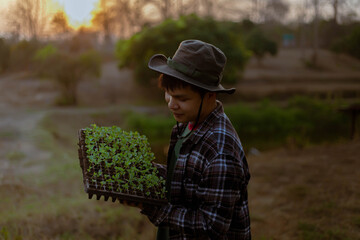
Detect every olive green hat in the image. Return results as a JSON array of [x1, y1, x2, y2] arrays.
[[148, 39, 235, 94]]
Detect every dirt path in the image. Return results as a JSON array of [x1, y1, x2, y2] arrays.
[[0, 108, 50, 182], [0, 72, 58, 108], [0, 63, 151, 183]]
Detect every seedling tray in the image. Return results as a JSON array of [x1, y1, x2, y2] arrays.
[[78, 128, 167, 206]]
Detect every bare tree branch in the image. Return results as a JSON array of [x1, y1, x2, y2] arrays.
[[6, 0, 48, 40]]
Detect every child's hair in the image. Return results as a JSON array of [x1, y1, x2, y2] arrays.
[[158, 74, 208, 96]]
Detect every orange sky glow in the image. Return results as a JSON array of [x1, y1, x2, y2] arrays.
[[0, 0, 100, 32], [0, 0, 359, 36], [48, 0, 99, 29]]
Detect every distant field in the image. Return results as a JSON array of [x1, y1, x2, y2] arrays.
[[232, 48, 360, 102], [249, 140, 360, 240]]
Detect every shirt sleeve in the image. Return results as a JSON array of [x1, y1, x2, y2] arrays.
[[142, 153, 243, 239]]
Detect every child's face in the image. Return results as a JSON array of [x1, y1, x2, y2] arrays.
[[165, 86, 202, 124]]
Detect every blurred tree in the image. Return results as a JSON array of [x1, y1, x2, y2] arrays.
[[311, 0, 320, 66], [331, 26, 360, 60], [92, 0, 117, 44], [245, 29, 277, 64], [34, 46, 102, 105], [152, 0, 172, 19], [51, 11, 71, 35], [331, 0, 339, 24], [115, 14, 250, 85], [6, 0, 47, 40], [241, 19, 256, 32], [88, 0, 252, 39], [0, 38, 10, 73], [67, 27, 97, 53], [9, 40, 39, 71], [201, 0, 215, 17], [264, 0, 289, 23], [33, 44, 58, 77], [319, 19, 345, 48], [113, 0, 148, 38], [327, 0, 360, 24], [293, 0, 312, 58]]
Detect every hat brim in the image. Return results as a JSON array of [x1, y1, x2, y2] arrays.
[[148, 54, 235, 94]]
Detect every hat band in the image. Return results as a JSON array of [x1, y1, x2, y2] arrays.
[[167, 57, 220, 86]]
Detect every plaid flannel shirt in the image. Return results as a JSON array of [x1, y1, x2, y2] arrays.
[[142, 101, 251, 240]]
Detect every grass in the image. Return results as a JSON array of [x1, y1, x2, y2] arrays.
[[0, 109, 157, 240], [5, 150, 26, 161], [286, 185, 309, 200], [306, 201, 337, 217], [298, 222, 351, 240], [122, 96, 356, 151], [226, 96, 352, 150], [1, 97, 359, 240]]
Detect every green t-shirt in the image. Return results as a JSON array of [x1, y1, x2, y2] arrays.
[[157, 125, 192, 240]]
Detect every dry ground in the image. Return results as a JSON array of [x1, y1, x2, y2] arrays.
[[233, 48, 360, 101], [248, 140, 360, 240]]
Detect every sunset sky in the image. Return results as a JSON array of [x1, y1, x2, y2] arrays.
[[0, 0, 358, 36], [50, 0, 99, 27], [0, 0, 99, 31]]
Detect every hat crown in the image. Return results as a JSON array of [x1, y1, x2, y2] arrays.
[[147, 39, 235, 94], [172, 40, 226, 84]]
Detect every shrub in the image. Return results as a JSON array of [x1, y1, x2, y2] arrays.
[[125, 112, 174, 142], [0, 38, 10, 73], [9, 40, 40, 71], [33, 44, 58, 77], [34, 46, 102, 105], [119, 97, 351, 151], [331, 26, 360, 60], [226, 97, 349, 150], [245, 29, 278, 63], [116, 14, 251, 85]]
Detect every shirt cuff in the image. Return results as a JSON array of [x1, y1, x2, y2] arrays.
[[141, 203, 172, 226]]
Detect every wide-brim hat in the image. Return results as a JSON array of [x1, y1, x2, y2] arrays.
[[148, 39, 235, 94]]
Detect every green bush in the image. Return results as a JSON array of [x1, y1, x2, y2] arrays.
[[10, 40, 39, 71], [33, 44, 58, 77], [125, 112, 174, 143], [0, 38, 10, 73], [34, 46, 102, 105], [226, 97, 349, 150], [116, 14, 251, 85], [122, 97, 351, 151], [331, 26, 360, 60], [245, 29, 277, 63]]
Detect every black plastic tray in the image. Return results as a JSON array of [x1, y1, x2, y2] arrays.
[[78, 129, 167, 206]]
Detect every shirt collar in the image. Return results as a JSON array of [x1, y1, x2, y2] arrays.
[[186, 100, 224, 145]]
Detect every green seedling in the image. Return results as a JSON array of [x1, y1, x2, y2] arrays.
[[84, 124, 166, 199]]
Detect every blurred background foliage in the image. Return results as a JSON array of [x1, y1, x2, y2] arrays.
[[245, 28, 278, 64], [331, 25, 360, 59], [1, 0, 360, 239], [0, 38, 10, 72], [34, 44, 102, 105], [124, 96, 352, 159], [115, 14, 252, 85]]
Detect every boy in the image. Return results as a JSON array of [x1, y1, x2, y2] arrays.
[[141, 39, 251, 240]]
